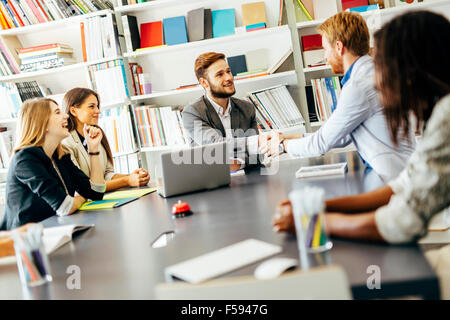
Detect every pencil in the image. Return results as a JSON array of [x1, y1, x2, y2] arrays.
[[312, 213, 322, 248], [20, 250, 38, 282]]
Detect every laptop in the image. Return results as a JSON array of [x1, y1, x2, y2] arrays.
[[157, 142, 231, 197]]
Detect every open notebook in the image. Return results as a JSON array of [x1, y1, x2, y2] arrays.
[[0, 224, 93, 266]]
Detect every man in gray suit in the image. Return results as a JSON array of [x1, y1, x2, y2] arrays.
[[182, 52, 269, 171]]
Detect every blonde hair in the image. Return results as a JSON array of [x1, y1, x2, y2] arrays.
[[15, 98, 68, 159], [317, 11, 369, 56]]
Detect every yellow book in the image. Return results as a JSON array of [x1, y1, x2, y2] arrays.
[[103, 187, 157, 200]]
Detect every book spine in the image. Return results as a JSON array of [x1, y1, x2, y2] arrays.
[[31, 0, 49, 21], [7, 0, 24, 26], [11, 0, 30, 25], [24, 0, 45, 23], [18, 0, 38, 24], [35, 0, 53, 21], [0, 1, 16, 28], [0, 10, 9, 29], [0, 40, 19, 73], [80, 21, 87, 62], [127, 62, 137, 95]]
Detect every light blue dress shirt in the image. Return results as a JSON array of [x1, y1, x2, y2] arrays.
[[285, 55, 416, 182]]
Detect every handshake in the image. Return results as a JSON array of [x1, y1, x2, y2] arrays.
[[257, 126, 302, 158]]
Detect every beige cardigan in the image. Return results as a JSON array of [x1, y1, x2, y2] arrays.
[[62, 130, 116, 181]]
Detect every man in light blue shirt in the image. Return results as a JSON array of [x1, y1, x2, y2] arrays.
[[263, 12, 415, 182]]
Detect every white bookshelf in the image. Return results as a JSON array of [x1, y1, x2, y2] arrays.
[[115, 0, 212, 13]]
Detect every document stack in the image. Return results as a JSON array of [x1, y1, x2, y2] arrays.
[[19, 43, 75, 72]]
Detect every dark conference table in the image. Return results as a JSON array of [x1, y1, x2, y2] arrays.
[[0, 151, 439, 299]]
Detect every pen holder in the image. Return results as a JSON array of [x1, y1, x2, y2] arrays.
[[289, 187, 332, 258], [298, 211, 332, 253], [12, 224, 52, 287]]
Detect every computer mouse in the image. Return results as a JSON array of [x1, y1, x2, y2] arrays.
[[254, 257, 298, 280]]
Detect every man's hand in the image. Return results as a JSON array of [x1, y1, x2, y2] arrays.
[[260, 131, 283, 158], [230, 159, 241, 172], [272, 199, 296, 233]]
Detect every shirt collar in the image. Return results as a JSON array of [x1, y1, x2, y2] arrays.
[[340, 57, 361, 86], [206, 94, 231, 117]]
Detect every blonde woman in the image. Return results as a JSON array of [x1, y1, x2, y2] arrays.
[[0, 98, 105, 230], [62, 88, 150, 191]]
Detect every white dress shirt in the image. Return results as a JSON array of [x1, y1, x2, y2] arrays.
[[285, 55, 415, 182]]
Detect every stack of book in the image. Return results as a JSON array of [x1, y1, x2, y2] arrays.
[[80, 14, 121, 62], [310, 76, 342, 122], [301, 34, 325, 68], [0, 127, 14, 169], [133, 106, 186, 149], [88, 59, 129, 106], [0, 36, 22, 75], [241, 1, 267, 32], [247, 85, 305, 130], [0, 0, 114, 30], [19, 43, 75, 72], [0, 80, 46, 119], [98, 105, 137, 155]]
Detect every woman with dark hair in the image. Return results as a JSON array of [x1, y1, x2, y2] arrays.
[[62, 88, 150, 191], [0, 98, 105, 230], [272, 10, 450, 244]]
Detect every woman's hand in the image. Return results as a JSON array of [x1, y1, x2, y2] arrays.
[[83, 124, 103, 153], [127, 169, 150, 187], [272, 199, 296, 233]]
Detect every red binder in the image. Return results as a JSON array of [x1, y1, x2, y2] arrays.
[[140, 21, 163, 49]]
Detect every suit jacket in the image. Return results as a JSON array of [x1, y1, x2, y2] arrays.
[[0, 146, 104, 230], [62, 130, 115, 181], [182, 95, 260, 167]]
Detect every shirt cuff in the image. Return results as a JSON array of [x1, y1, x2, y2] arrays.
[[90, 180, 106, 193], [56, 195, 74, 217], [247, 135, 259, 155], [387, 168, 409, 194]]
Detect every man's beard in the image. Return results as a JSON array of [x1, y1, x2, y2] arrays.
[[209, 81, 236, 99], [329, 54, 344, 75]]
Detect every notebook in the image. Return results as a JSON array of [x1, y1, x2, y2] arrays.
[[103, 187, 157, 200], [78, 197, 138, 211], [187, 7, 204, 42], [0, 224, 94, 266], [212, 9, 235, 38], [204, 8, 213, 39], [163, 16, 188, 46], [245, 48, 269, 72], [241, 1, 267, 26], [140, 21, 163, 49], [227, 55, 247, 76], [165, 239, 282, 284], [295, 163, 347, 178]]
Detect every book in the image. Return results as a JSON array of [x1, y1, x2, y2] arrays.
[[245, 22, 266, 32], [42, 224, 94, 254], [122, 15, 140, 52], [241, 1, 267, 27], [342, 0, 368, 10], [313, 0, 338, 20], [295, 0, 313, 21], [211, 8, 235, 38], [103, 187, 157, 200], [203, 8, 213, 39], [268, 48, 293, 74], [141, 21, 163, 50], [227, 55, 247, 76], [348, 4, 379, 11], [162, 16, 188, 46], [301, 34, 325, 68], [186, 7, 204, 42], [300, 0, 315, 19], [295, 163, 348, 178], [79, 197, 139, 211], [245, 48, 268, 72]]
